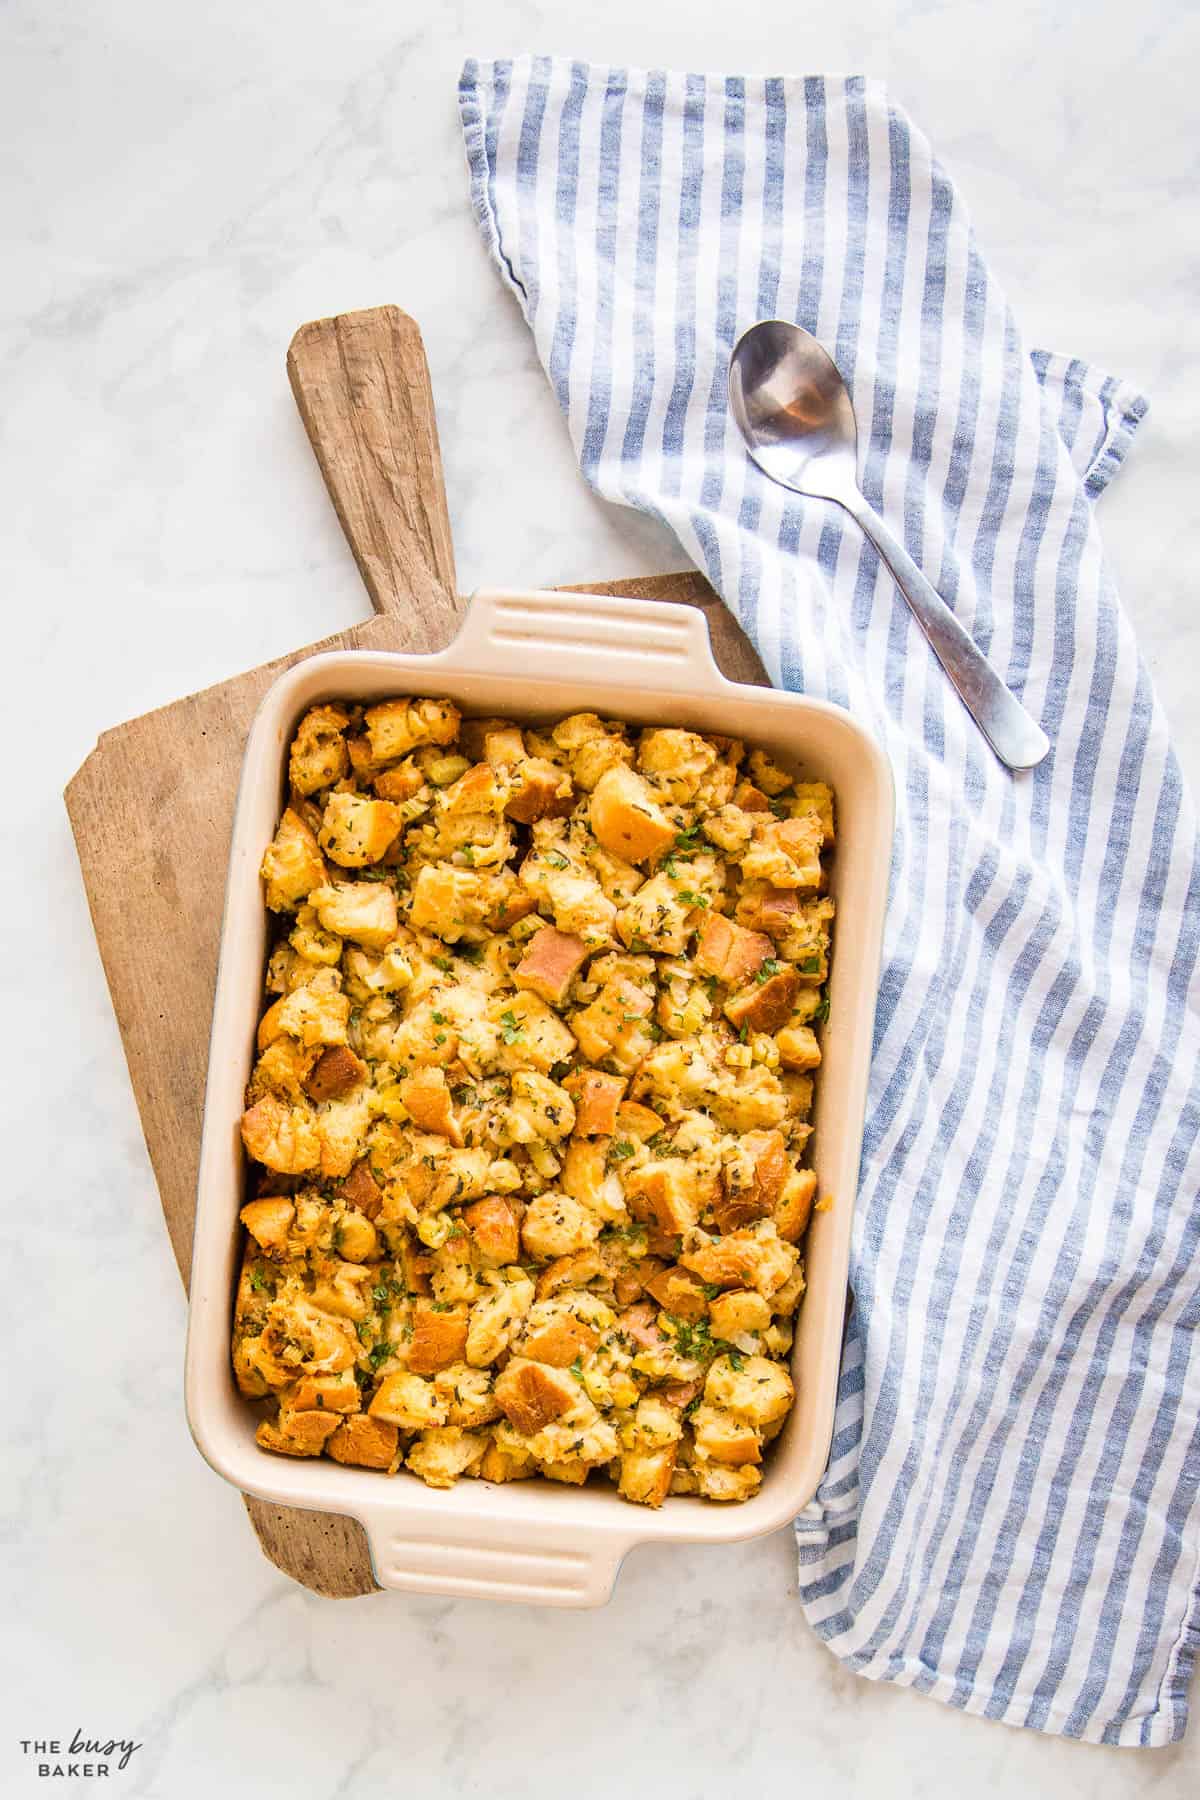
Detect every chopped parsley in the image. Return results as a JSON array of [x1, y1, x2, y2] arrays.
[[248, 1264, 270, 1294], [570, 1356, 584, 1380], [799, 954, 822, 974], [608, 1139, 635, 1165], [755, 957, 783, 984], [432, 956, 452, 973], [499, 1009, 524, 1045], [366, 1341, 394, 1370], [544, 850, 569, 870]]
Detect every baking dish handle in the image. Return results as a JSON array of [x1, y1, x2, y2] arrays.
[[450, 587, 729, 694], [356, 1507, 631, 1608]]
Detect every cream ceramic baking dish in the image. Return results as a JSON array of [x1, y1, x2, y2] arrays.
[[186, 587, 893, 1606]]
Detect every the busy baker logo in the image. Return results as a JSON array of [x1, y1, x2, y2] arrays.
[[19, 1731, 143, 1779]]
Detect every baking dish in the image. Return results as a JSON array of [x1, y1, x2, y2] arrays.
[[186, 587, 893, 1606]]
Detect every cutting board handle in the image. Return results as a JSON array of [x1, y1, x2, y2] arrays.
[[288, 306, 462, 642]]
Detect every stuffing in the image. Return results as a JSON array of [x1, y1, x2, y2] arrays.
[[260, 807, 327, 912], [308, 881, 398, 949], [238, 693, 836, 1507], [289, 704, 351, 795], [513, 925, 591, 1006], [318, 792, 404, 868], [589, 765, 677, 864], [363, 696, 460, 762]]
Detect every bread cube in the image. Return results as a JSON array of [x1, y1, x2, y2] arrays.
[[327, 1414, 400, 1470], [589, 766, 677, 864], [318, 792, 403, 867], [406, 1426, 487, 1489], [289, 704, 351, 795], [369, 1370, 448, 1430], [309, 881, 398, 950], [364, 696, 460, 761], [261, 807, 327, 911]]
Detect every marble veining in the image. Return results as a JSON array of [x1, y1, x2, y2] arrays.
[[3, 0, 1197, 1793]]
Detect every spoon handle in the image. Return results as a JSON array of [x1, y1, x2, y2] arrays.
[[844, 499, 1050, 772]]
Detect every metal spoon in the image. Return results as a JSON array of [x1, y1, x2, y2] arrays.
[[728, 319, 1050, 772]]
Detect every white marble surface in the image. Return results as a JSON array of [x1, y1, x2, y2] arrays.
[[3, 1, 1198, 1793]]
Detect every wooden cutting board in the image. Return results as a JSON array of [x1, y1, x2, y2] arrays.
[[64, 305, 768, 1599]]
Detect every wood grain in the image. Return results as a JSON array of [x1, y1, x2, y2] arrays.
[[64, 305, 759, 1601], [287, 305, 458, 627]]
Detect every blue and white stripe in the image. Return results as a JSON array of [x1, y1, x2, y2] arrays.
[[457, 60, 1200, 1746]]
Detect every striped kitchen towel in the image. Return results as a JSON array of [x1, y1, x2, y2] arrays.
[[456, 60, 1200, 1745]]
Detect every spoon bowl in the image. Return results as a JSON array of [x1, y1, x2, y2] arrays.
[[729, 319, 1050, 772]]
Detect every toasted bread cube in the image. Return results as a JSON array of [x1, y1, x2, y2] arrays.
[[257, 975, 349, 1052], [261, 807, 327, 912], [479, 1433, 537, 1483], [519, 1312, 599, 1367], [431, 1362, 502, 1428], [792, 781, 835, 843], [304, 1044, 366, 1102], [239, 1196, 295, 1256], [615, 872, 694, 955], [636, 728, 717, 802], [776, 1022, 822, 1071], [705, 1352, 794, 1427], [408, 864, 492, 941], [240, 1094, 321, 1174], [406, 1426, 487, 1489], [462, 1197, 521, 1266], [493, 1357, 579, 1434], [407, 1302, 470, 1375], [715, 1128, 788, 1231], [284, 1369, 361, 1413], [694, 912, 773, 985], [364, 696, 460, 762], [628, 1394, 685, 1451], [327, 1414, 400, 1470], [289, 704, 351, 795], [317, 792, 403, 867], [724, 966, 801, 1035], [256, 1409, 340, 1458], [589, 766, 677, 864], [624, 1162, 700, 1237], [741, 813, 823, 889], [734, 883, 800, 937], [572, 977, 655, 1072], [315, 1093, 369, 1180], [567, 1070, 627, 1136], [538, 1457, 592, 1486], [373, 757, 427, 803], [643, 1264, 710, 1322], [508, 1070, 576, 1143], [692, 1461, 762, 1501], [514, 926, 590, 1006], [534, 1249, 606, 1300], [707, 1288, 772, 1340], [491, 991, 577, 1074], [681, 1223, 799, 1298], [338, 1158, 383, 1219], [618, 1445, 678, 1508], [309, 881, 398, 950], [369, 1370, 447, 1430], [774, 1168, 817, 1243], [560, 1138, 609, 1212], [506, 757, 575, 824], [465, 1273, 535, 1365], [521, 1192, 600, 1260], [732, 781, 771, 813], [691, 1403, 762, 1466], [399, 1068, 462, 1143]]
